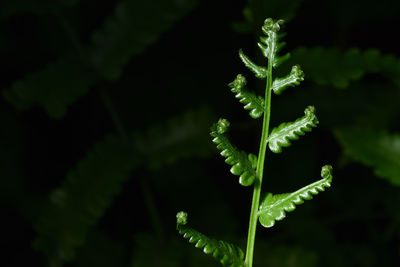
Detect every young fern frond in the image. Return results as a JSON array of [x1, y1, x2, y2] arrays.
[[176, 212, 245, 267], [210, 119, 257, 186], [268, 106, 319, 153], [238, 49, 267, 79], [258, 165, 333, 228], [228, 75, 265, 119], [178, 18, 333, 267]]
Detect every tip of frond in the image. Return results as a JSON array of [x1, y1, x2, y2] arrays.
[[321, 165, 333, 181], [176, 211, 188, 226], [216, 118, 230, 134], [262, 18, 284, 34]]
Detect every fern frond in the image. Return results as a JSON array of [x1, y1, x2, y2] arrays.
[[90, 0, 198, 80], [258, 165, 333, 228], [210, 119, 257, 186], [133, 107, 215, 170], [238, 49, 267, 79], [3, 56, 96, 118], [272, 65, 304, 95], [258, 19, 290, 68], [33, 135, 138, 262], [335, 127, 400, 186], [228, 75, 265, 119], [4, 0, 198, 118], [290, 47, 400, 88], [176, 212, 245, 267], [268, 106, 319, 153]]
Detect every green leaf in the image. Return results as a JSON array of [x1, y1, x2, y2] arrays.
[[133, 107, 215, 170], [289, 47, 400, 88], [258, 165, 333, 228], [268, 106, 319, 153], [176, 212, 245, 267], [33, 135, 139, 263], [3, 0, 199, 118], [228, 75, 265, 119], [210, 119, 257, 186], [272, 65, 304, 95], [3, 56, 97, 118], [90, 0, 198, 80], [238, 49, 267, 79], [258, 19, 290, 68], [335, 127, 400, 186]]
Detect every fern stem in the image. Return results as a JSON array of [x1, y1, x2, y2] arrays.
[[245, 57, 273, 267]]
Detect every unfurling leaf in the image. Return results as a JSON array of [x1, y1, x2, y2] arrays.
[[258, 18, 290, 68], [228, 75, 265, 119], [258, 165, 333, 228], [238, 49, 267, 79], [176, 212, 245, 267], [268, 106, 319, 153], [210, 119, 257, 186], [272, 65, 304, 95]]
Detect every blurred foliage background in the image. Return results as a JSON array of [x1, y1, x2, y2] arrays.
[[1, 0, 400, 266]]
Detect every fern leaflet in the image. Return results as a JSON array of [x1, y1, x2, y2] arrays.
[[238, 49, 267, 79], [228, 75, 265, 119], [272, 65, 304, 95], [176, 212, 245, 267], [258, 165, 333, 227], [268, 106, 319, 153], [210, 119, 257, 186]]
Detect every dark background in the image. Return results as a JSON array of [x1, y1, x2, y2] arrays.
[[1, 0, 400, 266]]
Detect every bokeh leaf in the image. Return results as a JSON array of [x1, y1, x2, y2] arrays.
[[335, 127, 400, 186], [289, 47, 400, 88], [33, 136, 138, 263]]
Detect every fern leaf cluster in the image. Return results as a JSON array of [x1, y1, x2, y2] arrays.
[[228, 74, 265, 119], [210, 119, 257, 186], [176, 212, 245, 267], [268, 106, 319, 153], [258, 165, 333, 227]]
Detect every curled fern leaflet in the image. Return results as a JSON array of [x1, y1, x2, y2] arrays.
[[176, 212, 245, 267], [268, 106, 319, 153], [258, 165, 333, 228], [210, 119, 257, 186], [228, 75, 265, 119], [238, 49, 267, 79], [272, 65, 304, 95]]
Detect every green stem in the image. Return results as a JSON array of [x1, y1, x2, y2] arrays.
[[244, 58, 273, 267]]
